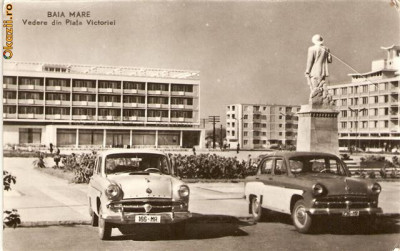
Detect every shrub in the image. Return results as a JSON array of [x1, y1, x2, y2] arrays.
[[368, 171, 376, 179], [3, 171, 16, 191]]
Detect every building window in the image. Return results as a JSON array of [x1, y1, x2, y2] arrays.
[[20, 77, 43, 86], [171, 111, 192, 118], [244, 123, 248, 128], [279, 132, 282, 136], [232, 122, 235, 127], [341, 122, 347, 128], [232, 106, 235, 111], [47, 78, 70, 87], [385, 120, 389, 128], [362, 97, 368, 104], [341, 110, 347, 117], [72, 79, 95, 88], [341, 87, 347, 95], [56, 129, 77, 146], [244, 132, 248, 136], [124, 81, 145, 90], [279, 124, 283, 128], [354, 98, 358, 105], [99, 81, 121, 89], [262, 123, 266, 128], [232, 131, 235, 136], [362, 85, 368, 92], [171, 84, 192, 92], [3, 76, 17, 85], [19, 128, 42, 144], [148, 83, 168, 91], [244, 140, 248, 145], [341, 99, 347, 106], [243, 115, 248, 119]]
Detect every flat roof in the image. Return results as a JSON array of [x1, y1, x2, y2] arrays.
[[4, 61, 200, 81]]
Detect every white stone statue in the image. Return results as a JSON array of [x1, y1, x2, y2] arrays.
[[305, 34, 334, 106]]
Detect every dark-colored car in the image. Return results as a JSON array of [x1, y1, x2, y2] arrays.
[[244, 151, 382, 233]]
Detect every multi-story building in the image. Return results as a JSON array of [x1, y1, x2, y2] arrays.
[[3, 62, 203, 148], [225, 104, 300, 149], [329, 45, 400, 152]]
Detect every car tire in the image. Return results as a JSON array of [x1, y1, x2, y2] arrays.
[[98, 205, 112, 240], [251, 196, 263, 222], [91, 210, 98, 227], [292, 199, 313, 234], [170, 221, 186, 238]]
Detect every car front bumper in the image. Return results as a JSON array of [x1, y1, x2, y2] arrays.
[[308, 207, 383, 215], [101, 210, 192, 224]]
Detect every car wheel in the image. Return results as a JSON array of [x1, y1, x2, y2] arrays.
[[251, 196, 263, 222], [292, 199, 313, 233], [98, 205, 112, 240], [170, 221, 186, 238]]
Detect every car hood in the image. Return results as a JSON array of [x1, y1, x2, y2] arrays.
[[107, 173, 172, 199], [295, 174, 371, 196]]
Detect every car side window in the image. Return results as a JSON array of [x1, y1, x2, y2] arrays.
[[260, 159, 273, 174], [274, 158, 287, 175]]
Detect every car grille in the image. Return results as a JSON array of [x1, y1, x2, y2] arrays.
[[313, 195, 376, 209], [109, 199, 184, 213]]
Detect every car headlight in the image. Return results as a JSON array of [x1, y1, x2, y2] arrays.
[[105, 184, 123, 200], [371, 183, 381, 194], [312, 183, 326, 196], [178, 185, 190, 198]]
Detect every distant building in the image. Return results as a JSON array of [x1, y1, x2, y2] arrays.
[[225, 104, 300, 149], [3, 62, 204, 148], [328, 45, 400, 152]]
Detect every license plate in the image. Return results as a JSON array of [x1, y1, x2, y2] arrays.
[[342, 211, 359, 217], [134, 215, 161, 223]]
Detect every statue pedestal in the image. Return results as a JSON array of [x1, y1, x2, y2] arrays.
[[296, 104, 339, 155]]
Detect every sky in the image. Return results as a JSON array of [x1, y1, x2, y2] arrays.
[[4, 0, 399, 124]]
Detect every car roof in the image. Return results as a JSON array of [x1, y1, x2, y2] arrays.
[[261, 151, 339, 159], [98, 148, 168, 157]]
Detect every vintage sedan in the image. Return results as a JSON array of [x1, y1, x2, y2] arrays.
[[88, 149, 191, 240], [245, 151, 382, 233]]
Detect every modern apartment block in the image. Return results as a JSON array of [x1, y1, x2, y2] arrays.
[[3, 62, 203, 148], [328, 45, 400, 151], [225, 104, 300, 149]]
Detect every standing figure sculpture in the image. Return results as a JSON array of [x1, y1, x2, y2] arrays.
[[305, 34, 334, 106]]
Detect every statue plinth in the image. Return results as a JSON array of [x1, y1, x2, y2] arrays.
[[296, 104, 339, 155]]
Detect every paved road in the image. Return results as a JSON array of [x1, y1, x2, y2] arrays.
[[4, 216, 400, 251]]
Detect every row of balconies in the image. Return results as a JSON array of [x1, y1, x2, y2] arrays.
[[3, 113, 195, 122], [3, 84, 194, 96], [3, 99, 196, 109], [341, 127, 398, 133]]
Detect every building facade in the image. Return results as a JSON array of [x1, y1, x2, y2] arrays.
[[328, 45, 400, 152], [3, 62, 203, 148], [225, 104, 300, 149]]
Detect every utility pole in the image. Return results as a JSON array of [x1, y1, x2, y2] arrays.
[[220, 124, 223, 148], [208, 116, 220, 149]]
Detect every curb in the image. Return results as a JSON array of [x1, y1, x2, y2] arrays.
[[20, 220, 91, 227]]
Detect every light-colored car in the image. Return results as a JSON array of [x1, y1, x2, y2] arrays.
[[88, 149, 191, 240], [245, 151, 382, 233]]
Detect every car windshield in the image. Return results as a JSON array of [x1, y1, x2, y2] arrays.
[[288, 156, 348, 176], [105, 153, 170, 175]]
